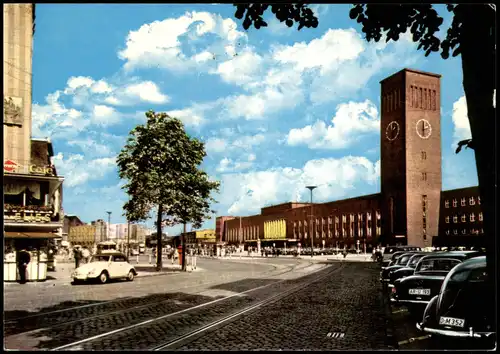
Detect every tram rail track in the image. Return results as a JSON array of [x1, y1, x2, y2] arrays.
[[52, 265, 344, 351], [5, 258, 306, 325], [5, 260, 317, 342]]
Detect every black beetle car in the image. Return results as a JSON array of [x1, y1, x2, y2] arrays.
[[417, 256, 495, 343], [381, 246, 422, 267], [390, 251, 483, 315]]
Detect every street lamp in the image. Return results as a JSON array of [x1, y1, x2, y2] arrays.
[[106, 211, 112, 241], [306, 186, 317, 258]]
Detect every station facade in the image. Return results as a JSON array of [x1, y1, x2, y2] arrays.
[[215, 68, 484, 250]]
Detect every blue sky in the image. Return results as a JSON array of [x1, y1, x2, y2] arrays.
[[32, 4, 480, 235]]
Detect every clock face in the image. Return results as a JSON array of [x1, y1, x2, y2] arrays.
[[416, 119, 432, 139], [386, 121, 400, 141]]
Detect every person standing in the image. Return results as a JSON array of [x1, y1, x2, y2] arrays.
[[82, 247, 90, 264], [17, 249, 31, 284], [74, 248, 82, 269]]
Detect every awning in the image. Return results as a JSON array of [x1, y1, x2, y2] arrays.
[[4, 231, 60, 239]]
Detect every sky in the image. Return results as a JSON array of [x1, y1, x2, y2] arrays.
[[31, 4, 481, 236]]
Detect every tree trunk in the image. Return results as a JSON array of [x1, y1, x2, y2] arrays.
[[459, 4, 496, 332], [156, 205, 163, 271], [182, 223, 187, 271]]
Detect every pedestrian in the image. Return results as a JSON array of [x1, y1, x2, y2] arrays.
[[261, 249, 264, 257], [74, 247, 82, 269], [17, 249, 31, 284], [82, 247, 90, 264]]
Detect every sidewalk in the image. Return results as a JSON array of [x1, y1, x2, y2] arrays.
[[207, 253, 374, 263], [5, 262, 201, 286]]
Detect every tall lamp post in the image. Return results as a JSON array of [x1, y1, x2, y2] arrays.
[[106, 211, 112, 242], [306, 186, 317, 258]]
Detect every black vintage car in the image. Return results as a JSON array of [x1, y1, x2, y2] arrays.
[[388, 253, 433, 286], [381, 246, 422, 267], [390, 251, 483, 316], [380, 252, 424, 283], [417, 256, 495, 345]]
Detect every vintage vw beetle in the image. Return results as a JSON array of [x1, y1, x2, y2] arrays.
[[390, 251, 482, 315], [417, 256, 495, 344], [381, 246, 422, 267], [380, 252, 423, 283]]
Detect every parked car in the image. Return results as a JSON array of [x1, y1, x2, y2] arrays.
[[388, 253, 434, 286], [130, 249, 139, 256], [381, 246, 422, 267], [417, 256, 495, 344], [391, 251, 483, 316], [382, 251, 407, 268], [380, 252, 425, 283], [71, 252, 137, 285]]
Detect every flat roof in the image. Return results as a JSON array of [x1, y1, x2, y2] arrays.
[[380, 68, 442, 84]]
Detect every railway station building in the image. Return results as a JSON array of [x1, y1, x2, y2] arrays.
[[215, 68, 485, 251]]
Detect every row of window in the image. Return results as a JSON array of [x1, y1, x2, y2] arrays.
[[294, 226, 382, 239], [445, 212, 483, 224], [226, 225, 260, 242], [444, 196, 481, 208], [445, 228, 484, 236]]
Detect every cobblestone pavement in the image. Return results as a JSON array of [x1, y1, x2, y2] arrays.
[[4, 258, 323, 350], [171, 262, 390, 351]]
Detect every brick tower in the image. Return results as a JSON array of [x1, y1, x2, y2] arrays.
[[380, 69, 442, 248]]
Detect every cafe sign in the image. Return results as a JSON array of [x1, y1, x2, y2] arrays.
[[4, 160, 54, 175], [4, 211, 52, 223]]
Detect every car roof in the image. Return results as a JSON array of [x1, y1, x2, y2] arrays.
[[449, 256, 486, 273], [95, 252, 126, 257], [419, 252, 478, 260]]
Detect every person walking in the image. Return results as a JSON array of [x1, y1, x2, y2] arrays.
[[17, 249, 31, 284]]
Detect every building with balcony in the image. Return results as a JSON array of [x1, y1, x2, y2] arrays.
[[3, 4, 67, 282]]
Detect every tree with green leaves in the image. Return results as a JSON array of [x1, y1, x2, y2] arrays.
[[117, 110, 220, 271], [234, 3, 496, 333]]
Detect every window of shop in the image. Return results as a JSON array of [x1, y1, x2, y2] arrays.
[[461, 214, 466, 223], [470, 213, 475, 222], [453, 215, 458, 223], [478, 196, 481, 205], [479, 212, 483, 221], [462, 229, 467, 235], [445, 216, 450, 223], [446, 230, 450, 235], [453, 199, 458, 207], [469, 197, 475, 206], [453, 229, 458, 235], [461, 197, 466, 206], [445, 200, 450, 208]]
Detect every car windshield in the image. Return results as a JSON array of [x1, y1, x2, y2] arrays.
[[91, 255, 110, 262], [397, 255, 411, 265], [416, 258, 460, 273], [408, 255, 424, 267]]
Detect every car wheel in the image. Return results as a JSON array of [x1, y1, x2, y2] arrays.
[[98, 271, 108, 284], [71, 280, 79, 285], [127, 270, 134, 281]]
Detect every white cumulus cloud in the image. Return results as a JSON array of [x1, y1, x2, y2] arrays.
[[287, 100, 379, 149], [52, 153, 116, 187], [218, 156, 380, 215]]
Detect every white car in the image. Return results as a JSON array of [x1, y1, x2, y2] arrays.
[[131, 249, 139, 256], [71, 252, 137, 284]]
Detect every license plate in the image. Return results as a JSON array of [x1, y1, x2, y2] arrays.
[[439, 316, 465, 328], [408, 288, 430, 295]]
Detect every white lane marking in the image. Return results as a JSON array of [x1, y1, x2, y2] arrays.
[[53, 265, 329, 351]]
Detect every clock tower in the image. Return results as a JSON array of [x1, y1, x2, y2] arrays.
[[380, 69, 442, 248]]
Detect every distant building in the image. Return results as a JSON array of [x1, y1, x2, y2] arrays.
[[63, 215, 85, 243], [216, 69, 484, 250], [90, 219, 107, 243], [180, 229, 217, 248], [68, 224, 96, 248]]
